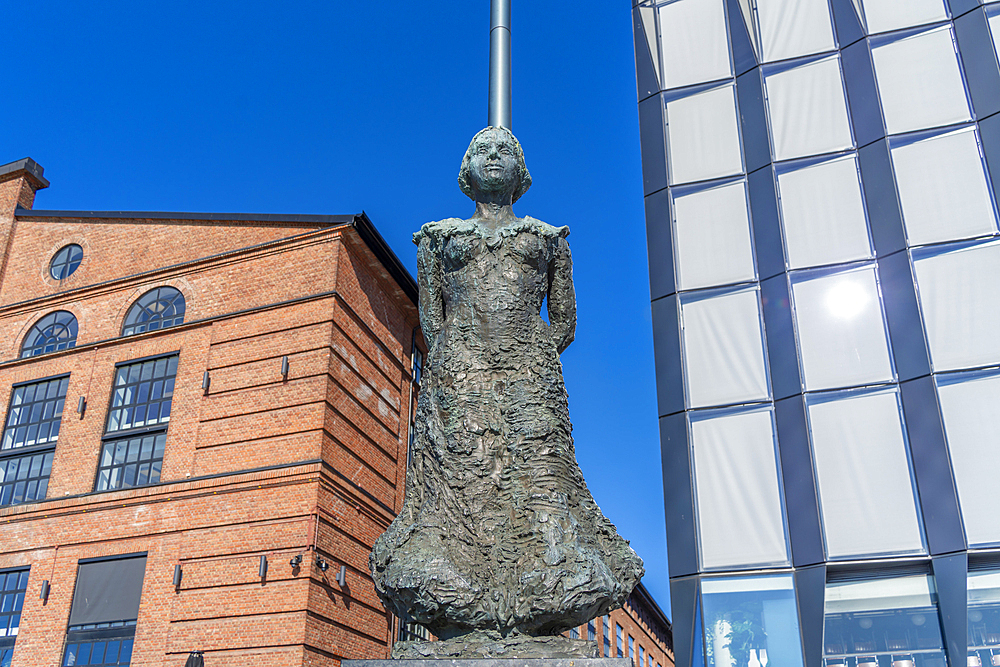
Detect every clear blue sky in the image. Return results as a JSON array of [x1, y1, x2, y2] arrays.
[[3, 2, 670, 618]]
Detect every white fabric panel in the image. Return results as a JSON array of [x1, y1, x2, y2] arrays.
[[808, 390, 925, 559], [871, 26, 972, 135], [912, 241, 1000, 371], [989, 13, 1000, 65], [736, 0, 760, 59], [639, 4, 662, 87], [667, 84, 744, 185], [660, 0, 732, 90], [859, 0, 949, 35], [826, 575, 936, 613], [791, 266, 894, 391], [891, 127, 997, 246], [765, 55, 854, 161], [673, 181, 757, 290], [756, 0, 837, 63], [702, 576, 794, 594], [681, 287, 770, 408], [778, 154, 872, 269], [937, 374, 1000, 547], [691, 408, 789, 570]]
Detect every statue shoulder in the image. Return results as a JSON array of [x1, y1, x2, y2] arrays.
[[413, 218, 472, 245], [521, 216, 570, 240]]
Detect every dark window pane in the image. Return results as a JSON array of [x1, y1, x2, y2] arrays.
[[121, 288, 185, 337], [20, 312, 78, 358]]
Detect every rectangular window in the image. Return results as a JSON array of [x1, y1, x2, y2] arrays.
[[63, 555, 146, 667], [97, 356, 177, 491], [807, 388, 925, 558], [604, 615, 611, 656], [690, 405, 789, 570], [681, 286, 770, 408], [702, 575, 804, 667], [0, 569, 29, 661], [0, 376, 68, 507], [588, 619, 596, 642], [570, 626, 579, 639], [617, 623, 624, 658], [639, 644, 645, 667], [824, 573, 946, 665], [412, 347, 423, 385], [629, 635, 635, 664], [968, 565, 1000, 658]]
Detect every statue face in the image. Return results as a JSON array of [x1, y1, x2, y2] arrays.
[[468, 129, 519, 197]]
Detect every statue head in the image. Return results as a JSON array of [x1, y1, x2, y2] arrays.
[[458, 126, 532, 204]]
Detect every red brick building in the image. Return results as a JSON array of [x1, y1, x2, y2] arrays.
[[0, 157, 422, 666], [565, 582, 674, 667]]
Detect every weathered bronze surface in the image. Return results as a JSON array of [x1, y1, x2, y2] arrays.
[[370, 127, 643, 655]]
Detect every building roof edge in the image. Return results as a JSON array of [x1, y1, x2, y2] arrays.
[[634, 580, 673, 633]]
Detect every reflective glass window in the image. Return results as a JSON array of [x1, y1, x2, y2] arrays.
[[121, 287, 186, 336], [756, 0, 837, 63], [764, 55, 853, 161], [0, 569, 28, 653], [659, 0, 732, 90], [50, 244, 83, 280], [690, 406, 789, 570], [777, 154, 872, 269], [890, 126, 997, 247], [672, 179, 756, 290], [0, 376, 68, 507], [912, 239, 1000, 372], [666, 84, 744, 185], [701, 575, 804, 667], [936, 371, 1000, 547], [680, 286, 770, 408], [857, 0, 949, 35], [824, 575, 946, 667], [790, 265, 894, 391], [807, 388, 925, 559], [871, 25, 972, 135], [97, 355, 177, 491], [968, 568, 1000, 659], [20, 311, 78, 358]]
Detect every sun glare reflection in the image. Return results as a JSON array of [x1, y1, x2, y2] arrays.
[[824, 278, 869, 319]]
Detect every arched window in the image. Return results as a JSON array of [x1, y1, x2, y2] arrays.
[[21, 311, 78, 358], [122, 287, 186, 336]]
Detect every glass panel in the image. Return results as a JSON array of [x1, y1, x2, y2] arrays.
[[778, 154, 872, 269], [968, 569, 1000, 657], [858, 0, 949, 35], [666, 84, 744, 185], [690, 406, 789, 570], [672, 180, 757, 290], [807, 388, 925, 559], [659, 0, 732, 90], [790, 265, 894, 391], [764, 55, 853, 161], [871, 25, 972, 135], [680, 287, 770, 409], [701, 575, 805, 667], [988, 11, 1000, 67], [912, 240, 1000, 372], [890, 127, 997, 247], [824, 575, 946, 667], [936, 372, 1000, 547], [756, 0, 837, 63]]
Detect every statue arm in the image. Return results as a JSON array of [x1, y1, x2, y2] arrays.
[[547, 235, 576, 354], [417, 233, 445, 350]]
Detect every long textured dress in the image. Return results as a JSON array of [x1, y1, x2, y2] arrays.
[[370, 215, 643, 638]]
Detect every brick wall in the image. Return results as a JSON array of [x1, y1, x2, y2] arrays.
[[0, 168, 419, 667]]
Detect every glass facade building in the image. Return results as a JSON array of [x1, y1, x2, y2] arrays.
[[631, 2, 1000, 667]]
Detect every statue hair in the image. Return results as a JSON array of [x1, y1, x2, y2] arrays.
[[457, 126, 532, 203]]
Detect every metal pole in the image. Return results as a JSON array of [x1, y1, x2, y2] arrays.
[[489, 0, 511, 129]]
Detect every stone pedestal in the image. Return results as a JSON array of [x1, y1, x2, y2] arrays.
[[344, 659, 635, 667]]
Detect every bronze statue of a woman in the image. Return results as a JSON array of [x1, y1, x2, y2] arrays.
[[370, 127, 643, 656]]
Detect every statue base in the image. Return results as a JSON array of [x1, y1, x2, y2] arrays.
[[391, 634, 598, 659], [344, 659, 633, 667]]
